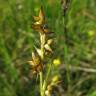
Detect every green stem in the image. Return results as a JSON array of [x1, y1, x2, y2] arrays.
[[42, 63, 52, 95], [40, 72, 43, 96], [64, 45, 71, 96], [62, 1, 71, 95]]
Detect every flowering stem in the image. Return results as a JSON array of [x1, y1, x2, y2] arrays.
[[40, 33, 45, 60], [39, 33, 46, 96]]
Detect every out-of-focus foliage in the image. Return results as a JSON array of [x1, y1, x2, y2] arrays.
[[0, 0, 96, 96]]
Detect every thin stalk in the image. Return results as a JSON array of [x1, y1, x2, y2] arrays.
[[40, 72, 43, 96], [64, 16, 71, 96], [39, 33, 46, 96], [62, 0, 71, 95], [43, 63, 52, 94]]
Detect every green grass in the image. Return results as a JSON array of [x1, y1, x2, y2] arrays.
[[0, 0, 96, 96]]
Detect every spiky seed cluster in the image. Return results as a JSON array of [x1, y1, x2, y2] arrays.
[[28, 52, 43, 74], [28, 6, 53, 74], [45, 76, 61, 96], [32, 6, 50, 34]]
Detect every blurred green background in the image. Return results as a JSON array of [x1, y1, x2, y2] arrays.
[[0, 0, 96, 96]]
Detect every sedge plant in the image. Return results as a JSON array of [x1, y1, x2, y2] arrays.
[[28, 6, 60, 96]]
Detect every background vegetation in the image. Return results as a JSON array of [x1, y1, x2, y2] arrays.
[[0, 0, 96, 96]]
